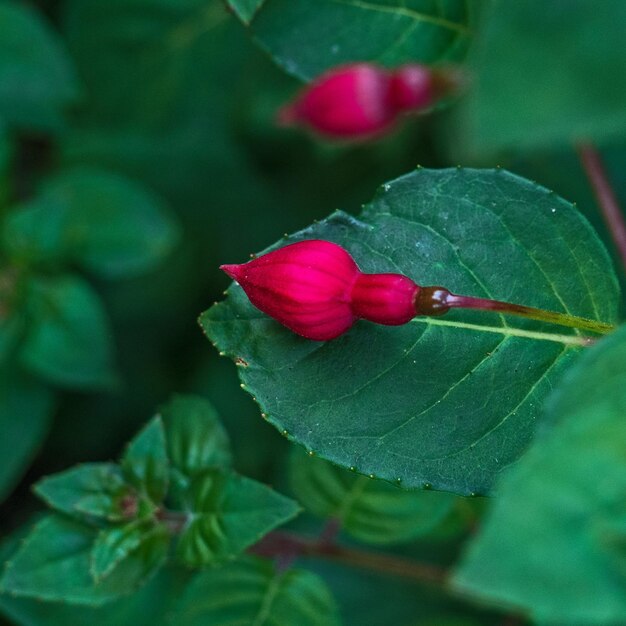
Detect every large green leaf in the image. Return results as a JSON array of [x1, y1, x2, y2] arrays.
[[290, 449, 456, 544], [0, 2, 80, 131], [458, 0, 626, 154], [3, 168, 180, 278], [0, 515, 166, 606], [453, 325, 626, 624], [176, 470, 300, 567], [201, 168, 619, 495], [170, 556, 340, 626], [0, 368, 55, 503], [227, 0, 476, 81], [20, 274, 116, 389]]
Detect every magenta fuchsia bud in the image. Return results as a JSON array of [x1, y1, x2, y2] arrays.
[[388, 65, 434, 112], [220, 240, 421, 341], [277, 64, 394, 139], [351, 273, 419, 325], [277, 63, 440, 140]]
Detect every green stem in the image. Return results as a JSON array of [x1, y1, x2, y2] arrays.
[[416, 287, 614, 336]]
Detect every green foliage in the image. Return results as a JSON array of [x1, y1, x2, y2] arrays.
[[0, 395, 300, 605], [458, 0, 626, 154], [176, 470, 300, 567], [0, 1, 80, 131], [227, 0, 476, 80], [4, 168, 180, 278], [34, 463, 133, 522], [290, 449, 457, 544], [161, 394, 233, 479], [171, 556, 341, 626], [0, 368, 55, 503], [0, 2, 625, 624], [0, 515, 167, 606], [121, 417, 169, 505], [0, 563, 189, 626], [20, 274, 116, 389], [454, 324, 626, 624], [201, 167, 619, 495]]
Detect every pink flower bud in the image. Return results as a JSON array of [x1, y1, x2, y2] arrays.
[[388, 65, 434, 112], [277, 64, 394, 139], [351, 273, 419, 325], [277, 63, 439, 140], [220, 240, 421, 341]]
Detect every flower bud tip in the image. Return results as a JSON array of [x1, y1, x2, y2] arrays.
[[220, 264, 242, 280]]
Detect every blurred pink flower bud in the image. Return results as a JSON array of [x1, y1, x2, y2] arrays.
[[277, 63, 440, 140], [388, 64, 434, 112], [220, 239, 420, 341]]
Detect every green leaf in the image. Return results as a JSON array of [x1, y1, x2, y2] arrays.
[[34, 464, 135, 522], [161, 394, 232, 478], [201, 167, 620, 495], [0, 367, 55, 503], [0, 564, 190, 626], [227, 0, 476, 80], [0, 2, 80, 131], [176, 470, 300, 567], [4, 167, 180, 278], [20, 274, 117, 389], [453, 325, 626, 624], [121, 417, 169, 505], [170, 556, 340, 626], [458, 0, 626, 154], [91, 523, 169, 583], [290, 449, 457, 545], [0, 515, 166, 605]]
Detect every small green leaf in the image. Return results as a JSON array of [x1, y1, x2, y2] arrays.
[[453, 325, 626, 624], [290, 449, 457, 545], [20, 274, 117, 389], [176, 470, 300, 567], [34, 464, 135, 522], [91, 523, 169, 583], [3, 167, 180, 278], [0, 515, 165, 605], [458, 0, 626, 153], [0, 2, 80, 131], [170, 556, 340, 626], [0, 367, 55, 503], [201, 168, 620, 495], [161, 394, 232, 479], [227, 0, 476, 80], [122, 417, 169, 505]]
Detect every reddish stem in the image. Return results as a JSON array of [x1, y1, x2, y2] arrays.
[[250, 529, 447, 587], [416, 286, 613, 337], [446, 293, 612, 335], [577, 143, 626, 275]]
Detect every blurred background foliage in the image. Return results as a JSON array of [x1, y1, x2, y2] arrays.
[[0, 1, 625, 624]]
